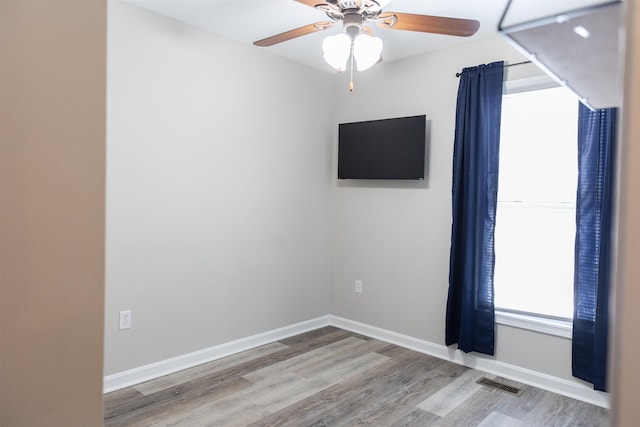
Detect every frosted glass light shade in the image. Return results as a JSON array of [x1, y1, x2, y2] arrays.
[[322, 34, 351, 72], [353, 34, 383, 71]]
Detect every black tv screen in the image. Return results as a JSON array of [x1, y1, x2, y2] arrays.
[[338, 115, 426, 180]]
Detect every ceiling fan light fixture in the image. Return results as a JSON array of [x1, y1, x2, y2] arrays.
[[353, 33, 383, 71], [255, 1, 481, 75], [322, 33, 351, 72]]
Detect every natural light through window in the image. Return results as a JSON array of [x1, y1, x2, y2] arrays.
[[494, 86, 579, 320]]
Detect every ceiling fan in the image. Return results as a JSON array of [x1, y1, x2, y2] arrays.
[[253, 0, 480, 88]]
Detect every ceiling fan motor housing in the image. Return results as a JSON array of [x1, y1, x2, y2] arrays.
[[343, 12, 364, 37], [328, 0, 386, 14], [329, 0, 360, 9]]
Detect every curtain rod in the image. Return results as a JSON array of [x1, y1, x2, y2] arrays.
[[455, 60, 532, 77]]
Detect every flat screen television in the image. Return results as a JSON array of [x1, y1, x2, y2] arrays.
[[338, 115, 426, 180]]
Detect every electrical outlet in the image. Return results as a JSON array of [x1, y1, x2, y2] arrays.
[[119, 310, 132, 330], [355, 280, 363, 294]]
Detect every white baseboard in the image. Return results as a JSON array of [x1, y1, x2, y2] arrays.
[[104, 314, 609, 409], [329, 315, 610, 409], [103, 315, 331, 393]]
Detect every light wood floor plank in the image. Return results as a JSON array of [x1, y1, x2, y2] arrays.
[[429, 386, 512, 427], [199, 357, 381, 425], [243, 336, 367, 383], [390, 409, 442, 427], [135, 342, 289, 396], [104, 327, 609, 427], [104, 375, 253, 427], [253, 347, 468, 426], [148, 349, 389, 426], [416, 368, 484, 417], [477, 411, 525, 427]]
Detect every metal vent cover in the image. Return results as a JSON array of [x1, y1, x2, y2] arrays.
[[476, 377, 523, 396]]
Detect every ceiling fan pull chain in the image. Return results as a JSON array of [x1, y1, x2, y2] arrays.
[[349, 42, 355, 92]]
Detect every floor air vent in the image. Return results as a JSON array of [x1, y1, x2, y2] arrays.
[[476, 377, 522, 396]]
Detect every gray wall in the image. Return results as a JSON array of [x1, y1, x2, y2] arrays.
[[107, 0, 587, 390], [105, 0, 334, 375]]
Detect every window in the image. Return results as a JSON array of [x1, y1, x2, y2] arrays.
[[494, 82, 579, 322]]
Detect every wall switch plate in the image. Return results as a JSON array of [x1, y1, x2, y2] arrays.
[[119, 310, 132, 330], [355, 280, 363, 294]]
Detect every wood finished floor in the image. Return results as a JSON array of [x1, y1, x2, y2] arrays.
[[104, 327, 608, 426]]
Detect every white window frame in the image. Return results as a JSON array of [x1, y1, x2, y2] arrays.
[[496, 311, 572, 339], [495, 74, 574, 339]]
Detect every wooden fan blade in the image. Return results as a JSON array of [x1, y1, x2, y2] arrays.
[[253, 22, 335, 47], [361, 26, 374, 36], [377, 12, 480, 37]]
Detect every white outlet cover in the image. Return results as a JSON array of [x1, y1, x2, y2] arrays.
[[119, 310, 132, 330], [355, 280, 363, 294]]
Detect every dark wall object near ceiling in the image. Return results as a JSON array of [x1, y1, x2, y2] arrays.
[[499, 0, 623, 110]]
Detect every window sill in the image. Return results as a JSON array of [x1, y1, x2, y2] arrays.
[[496, 310, 573, 339]]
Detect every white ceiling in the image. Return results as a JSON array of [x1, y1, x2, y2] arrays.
[[123, 0, 611, 72]]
